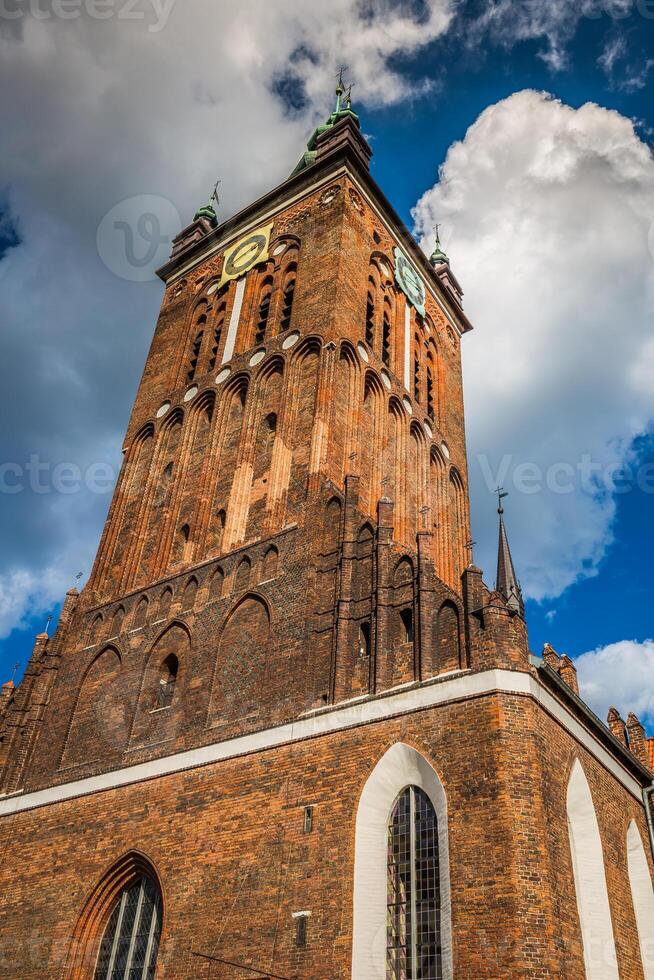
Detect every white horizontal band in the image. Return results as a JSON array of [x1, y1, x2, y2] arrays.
[[0, 668, 643, 817]]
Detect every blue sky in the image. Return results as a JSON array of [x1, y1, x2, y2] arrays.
[[0, 0, 653, 723]]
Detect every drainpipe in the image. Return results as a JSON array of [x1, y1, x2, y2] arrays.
[[643, 783, 654, 864]]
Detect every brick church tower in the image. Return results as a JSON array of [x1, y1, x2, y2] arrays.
[[2, 85, 654, 980]]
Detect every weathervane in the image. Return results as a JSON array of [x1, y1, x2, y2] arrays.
[[335, 66, 349, 111], [346, 82, 355, 109], [44, 614, 53, 636], [75, 571, 83, 587], [211, 179, 221, 211], [10, 662, 20, 684], [495, 486, 509, 514]]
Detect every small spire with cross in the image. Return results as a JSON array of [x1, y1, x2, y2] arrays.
[[494, 487, 524, 616], [430, 223, 450, 268]]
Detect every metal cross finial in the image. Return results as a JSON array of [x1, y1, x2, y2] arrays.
[[465, 539, 476, 559], [495, 486, 509, 515], [346, 82, 355, 109], [45, 614, 53, 635], [75, 571, 83, 585], [211, 179, 221, 210], [335, 66, 349, 112], [434, 223, 442, 243], [10, 662, 20, 684]]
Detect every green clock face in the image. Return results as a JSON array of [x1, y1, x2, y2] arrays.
[[394, 247, 426, 318]]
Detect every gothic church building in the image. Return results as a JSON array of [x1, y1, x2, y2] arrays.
[[1, 89, 654, 980]]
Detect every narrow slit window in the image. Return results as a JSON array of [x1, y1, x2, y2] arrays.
[[295, 914, 308, 948], [358, 622, 371, 658], [303, 806, 314, 834], [400, 607, 414, 644], [155, 654, 178, 709]]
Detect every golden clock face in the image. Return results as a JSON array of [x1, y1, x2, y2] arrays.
[[219, 222, 274, 288], [394, 247, 426, 318]]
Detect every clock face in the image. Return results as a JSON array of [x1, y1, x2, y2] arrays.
[[219, 222, 274, 288], [394, 247, 426, 318]]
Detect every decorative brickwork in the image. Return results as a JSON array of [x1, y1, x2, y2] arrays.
[[0, 111, 653, 980]]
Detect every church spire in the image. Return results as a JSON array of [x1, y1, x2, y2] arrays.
[[290, 70, 363, 177], [495, 490, 524, 617], [430, 225, 449, 268]]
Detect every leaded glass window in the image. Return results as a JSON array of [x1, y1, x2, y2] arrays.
[[94, 876, 162, 980], [387, 786, 441, 979]]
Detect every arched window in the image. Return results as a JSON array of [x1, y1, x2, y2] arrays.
[[366, 279, 376, 348], [382, 305, 391, 367], [187, 325, 205, 383], [155, 654, 178, 709], [255, 276, 273, 345], [279, 264, 296, 333], [358, 622, 371, 658], [94, 875, 162, 979], [426, 359, 435, 421], [352, 743, 451, 978], [399, 607, 414, 644], [388, 786, 441, 979], [414, 333, 421, 404]]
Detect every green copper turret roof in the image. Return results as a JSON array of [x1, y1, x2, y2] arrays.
[[430, 229, 450, 267], [291, 80, 361, 177], [194, 201, 218, 226]]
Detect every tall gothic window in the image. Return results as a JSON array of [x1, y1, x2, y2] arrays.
[[382, 307, 391, 367], [279, 264, 297, 332], [387, 786, 441, 979], [94, 875, 162, 979], [255, 277, 273, 344], [366, 280, 376, 348]]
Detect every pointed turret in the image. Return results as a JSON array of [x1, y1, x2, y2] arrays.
[[430, 227, 450, 268], [291, 72, 365, 177], [495, 492, 524, 617]]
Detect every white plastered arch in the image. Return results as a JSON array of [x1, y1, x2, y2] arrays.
[[351, 742, 452, 979]]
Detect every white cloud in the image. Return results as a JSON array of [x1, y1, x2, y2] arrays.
[[575, 639, 654, 726], [413, 90, 654, 600]]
